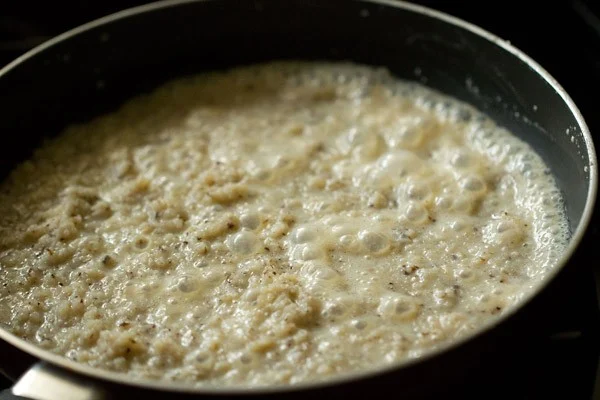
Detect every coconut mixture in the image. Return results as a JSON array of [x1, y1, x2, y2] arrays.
[[0, 62, 568, 386]]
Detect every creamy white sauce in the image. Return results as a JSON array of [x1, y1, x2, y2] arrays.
[[0, 62, 568, 386]]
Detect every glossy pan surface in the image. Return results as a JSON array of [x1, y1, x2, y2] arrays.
[[0, 0, 596, 398]]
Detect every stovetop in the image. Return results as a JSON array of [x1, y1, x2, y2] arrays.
[[0, 1, 599, 399]]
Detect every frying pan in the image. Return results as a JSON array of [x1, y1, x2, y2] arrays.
[[0, 0, 596, 399]]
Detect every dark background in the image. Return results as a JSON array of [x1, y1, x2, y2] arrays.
[[0, 0, 599, 399]]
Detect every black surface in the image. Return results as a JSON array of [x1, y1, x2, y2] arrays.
[[0, 0, 598, 399]]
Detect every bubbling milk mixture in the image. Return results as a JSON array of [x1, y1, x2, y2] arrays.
[[0, 62, 568, 386]]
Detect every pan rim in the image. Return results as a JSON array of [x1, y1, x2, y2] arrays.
[[0, 0, 597, 395]]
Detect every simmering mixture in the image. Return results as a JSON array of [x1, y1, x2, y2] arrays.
[[0, 62, 568, 386]]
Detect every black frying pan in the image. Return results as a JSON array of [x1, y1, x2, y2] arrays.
[[0, 0, 596, 399]]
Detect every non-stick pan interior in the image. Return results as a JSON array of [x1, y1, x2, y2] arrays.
[[0, 0, 595, 397], [0, 0, 592, 233]]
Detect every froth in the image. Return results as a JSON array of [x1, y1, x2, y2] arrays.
[[0, 60, 572, 386], [224, 61, 569, 275]]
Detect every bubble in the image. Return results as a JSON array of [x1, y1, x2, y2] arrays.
[[496, 221, 514, 233], [301, 244, 324, 260], [186, 350, 214, 368], [404, 202, 428, 223], [294, 225, 317, 243], [450, 220, 466, 231], [451, 196, 474, 213], [506, 145, 523, 156], [323, 295, 356, 318], [228, 230, 257, 254], [455, 269, 472, 279], [199, 267, 227, 285], [328, 304, 345, 316], [243, 288, 259, 302], [331, 223, 353, 237], [315, 267, 338, 280], [406, 181, 431, 201], [484, 219, 525, 247], [460, 175, 486, 193], [397, 127, 423, 148], [368, 150, 423, 187], [352, 133, 385, 161], [240, 353, 253, 364], [351, 319, 367, 330], [257, 205, 273, 214], [451, 151, 471, 168], [318, 341, 332, 352], [377, 294, 418, 321], [386, 116, 435, 149], [292, 243, 325, 261], [240, 213, 260, 230], [435, 195, 453, 210], [338, 234, 358, 253], [339, 234, 353, 246], [520, 162, 533, 174], [299, 263, 341, 296], [254, 169, 271, 181], [176, 276, 197, 293], [358, 230, 389, 253]]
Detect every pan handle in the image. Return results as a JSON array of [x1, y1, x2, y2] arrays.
[[0, 390, 28, 400], [0, 363, 105, 400]]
